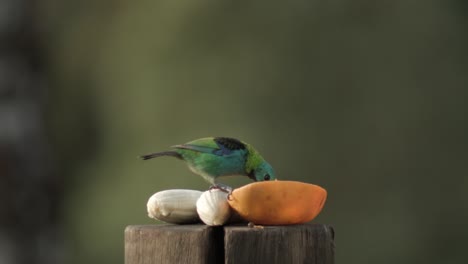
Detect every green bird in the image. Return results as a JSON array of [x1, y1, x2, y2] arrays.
[[140, 137, 276, 188]]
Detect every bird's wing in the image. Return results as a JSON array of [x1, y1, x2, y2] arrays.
[[172, 137, 246, 156], [172, 137, 219, 154], [213, 137, 246, 150]]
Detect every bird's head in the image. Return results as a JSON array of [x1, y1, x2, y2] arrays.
[[251, 161, 276, 182]]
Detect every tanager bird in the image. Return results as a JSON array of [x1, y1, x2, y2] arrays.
[[141, 137, 276, 188]]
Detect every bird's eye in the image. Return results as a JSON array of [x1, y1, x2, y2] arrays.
[[264, 174, 270, 181]]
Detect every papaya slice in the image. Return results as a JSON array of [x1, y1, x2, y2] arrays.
[[228, 181, 327, 225]]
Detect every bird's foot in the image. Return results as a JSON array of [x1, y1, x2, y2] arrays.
[[209, 183, 233, 194]]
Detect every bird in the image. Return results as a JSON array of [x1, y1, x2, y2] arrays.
[[140, 137, 276, 189]]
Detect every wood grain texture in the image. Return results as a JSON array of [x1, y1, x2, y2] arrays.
[[224, 224, 334, 264], [125, 224, 334, 264], [125, 225, 223, 264]]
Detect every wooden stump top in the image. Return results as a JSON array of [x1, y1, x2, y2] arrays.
[[125, 224, 334, 264], [224, 224, 334, 264]]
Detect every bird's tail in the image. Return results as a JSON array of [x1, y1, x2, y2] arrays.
[[140, 151, 182, 160]]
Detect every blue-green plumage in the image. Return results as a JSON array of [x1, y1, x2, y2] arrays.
[[141, 137, 276, 185]]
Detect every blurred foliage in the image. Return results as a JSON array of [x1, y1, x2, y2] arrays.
[[36, 0, 468, 263]]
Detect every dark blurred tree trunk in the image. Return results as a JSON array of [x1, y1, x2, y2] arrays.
[[0, 0, 62, 263]]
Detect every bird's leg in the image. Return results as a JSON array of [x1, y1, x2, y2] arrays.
[[209, 183, 233, 193]]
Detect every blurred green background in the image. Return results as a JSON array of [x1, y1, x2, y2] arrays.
[[3, 0, 467, 263]]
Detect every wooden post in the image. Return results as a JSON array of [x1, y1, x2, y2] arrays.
[[224, 224, 334, 264], [125, 224, 334, 264], [125, 225, 223, 264]]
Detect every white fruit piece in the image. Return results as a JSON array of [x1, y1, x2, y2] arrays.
[[147, 189, 203, 224], [196, 189, 231, 226]]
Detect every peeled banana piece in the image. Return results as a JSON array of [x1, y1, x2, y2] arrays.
[[147, 189, 203, 224], [196, 189, 232, 226]]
